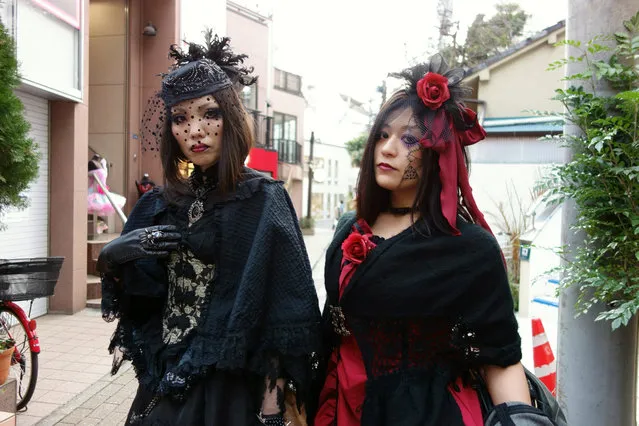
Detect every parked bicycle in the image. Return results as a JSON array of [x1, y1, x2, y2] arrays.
[[0, 257, 64, 410]]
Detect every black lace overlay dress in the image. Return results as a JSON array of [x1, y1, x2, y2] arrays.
[[101, 167, 321, 426]]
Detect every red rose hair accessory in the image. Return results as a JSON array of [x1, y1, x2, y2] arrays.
[[419, 105, 492, 237], [390, 54, 495, 238], [417, 73, 451, 110]]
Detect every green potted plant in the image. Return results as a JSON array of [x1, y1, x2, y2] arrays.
[[0, 21, 40, 229], [299, 216, 315, 236], [0, 338, 15, 385]]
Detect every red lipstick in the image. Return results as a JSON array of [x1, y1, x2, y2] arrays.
[[191, 144, 209, 153], [377, 162, 396, 171]]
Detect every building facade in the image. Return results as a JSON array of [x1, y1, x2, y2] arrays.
[[226, 1, 305, 216], [462, 21, 566, 229], [302, 89, 371, 221], [462, 20, 567, 283], [1, 0, 90, 316]]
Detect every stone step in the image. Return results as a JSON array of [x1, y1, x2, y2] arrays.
[[87, 274, 101, 300], [86, 298, 101, 309], [87, 233, 119, 276]]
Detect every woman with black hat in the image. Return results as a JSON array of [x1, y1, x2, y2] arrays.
[[97, 33, 320, 426]]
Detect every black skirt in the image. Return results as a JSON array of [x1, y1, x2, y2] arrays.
[[126, 369, 264, 426]]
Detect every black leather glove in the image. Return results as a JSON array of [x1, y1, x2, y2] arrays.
[[96, 225, 182, 275]]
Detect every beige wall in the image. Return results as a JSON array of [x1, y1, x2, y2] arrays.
[[88, 0, 127, 199], [272, 89, 306, 217], [226, 7, 270, 113], [139, 0, 180, 187], [475, 31, 565, 117], [126, 0, 143, 208], [49, 0, 91, 314]]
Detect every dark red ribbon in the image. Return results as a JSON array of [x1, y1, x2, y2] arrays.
[[419, 107, 493, 237]]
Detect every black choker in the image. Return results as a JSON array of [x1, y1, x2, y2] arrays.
[[387, 206, 416, 215]]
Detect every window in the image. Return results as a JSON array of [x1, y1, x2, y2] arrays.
[[273, 112, 301, 164], [0, 0, 16, 36], [16, 0, 83, 98], [32, 0, 82, 28], [274, 68, 302, 95], [241, 83, 257, 111], [273, 112, 297, 141]]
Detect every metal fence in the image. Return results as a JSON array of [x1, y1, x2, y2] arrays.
[[275, 139, 302, 164]]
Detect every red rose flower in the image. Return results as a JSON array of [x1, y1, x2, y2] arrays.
[[341, 232, 373, 265], [417, 72, 451, 110], [459, 107, 487, 146]]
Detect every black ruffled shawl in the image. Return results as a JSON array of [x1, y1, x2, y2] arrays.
[[318, 212, 521, 425], [102, 167, 321, 408]]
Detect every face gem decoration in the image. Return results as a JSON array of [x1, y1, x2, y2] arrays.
[[402, 162, 419, 181]]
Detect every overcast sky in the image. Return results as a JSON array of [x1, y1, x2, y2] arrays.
[[238, 0, 567, 101]]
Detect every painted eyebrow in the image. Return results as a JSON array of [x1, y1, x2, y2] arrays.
[[380, 123, 420, 131], [197, 102, 220, 110]]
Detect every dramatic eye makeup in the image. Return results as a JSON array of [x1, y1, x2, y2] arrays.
[[401, 133, 420, 147], [171, 114, 186, 125], [204, 108, 222, 120]]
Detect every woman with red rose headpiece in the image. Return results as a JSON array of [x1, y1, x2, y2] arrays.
[[313, 55, 544, 426]]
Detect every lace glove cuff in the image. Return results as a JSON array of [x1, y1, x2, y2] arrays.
[[257, 413, 290, 426]]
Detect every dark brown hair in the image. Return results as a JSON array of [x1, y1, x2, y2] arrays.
[[161, 86, 253, 195], [356, 90, 471, 235]]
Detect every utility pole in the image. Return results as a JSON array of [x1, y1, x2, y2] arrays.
[[558, 1, 638, 424], [306, 131, 315, 220]]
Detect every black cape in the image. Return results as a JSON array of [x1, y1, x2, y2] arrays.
[[318, 212, 521, 425], [102, 168, 321, 421]]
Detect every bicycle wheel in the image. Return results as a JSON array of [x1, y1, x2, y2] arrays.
[[0, 307, 38, 410]]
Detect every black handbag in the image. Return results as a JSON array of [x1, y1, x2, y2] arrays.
[[472, 367, 568, 426]]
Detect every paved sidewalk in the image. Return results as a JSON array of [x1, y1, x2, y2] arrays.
[[26, 229, 333, 426], [17, 310, 118, 425]]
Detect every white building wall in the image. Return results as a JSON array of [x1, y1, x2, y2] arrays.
[[14, 0, 83, 100], [180, 0, 227, 44], [303, 88, 370, 220]]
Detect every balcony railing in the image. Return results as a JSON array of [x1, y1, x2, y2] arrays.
[[248, 110, 274, 149], [275, 139, 302, 164], [247, 110, 302, 165]]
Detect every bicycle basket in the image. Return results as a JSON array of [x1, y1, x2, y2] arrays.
[[0, 257, 65, 301]]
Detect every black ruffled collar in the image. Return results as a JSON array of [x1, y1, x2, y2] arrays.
[[154, 167, 276, 217], [189, 164, 219, 188]]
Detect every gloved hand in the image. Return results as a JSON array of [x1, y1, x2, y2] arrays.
[[96, 225, 182, 275]]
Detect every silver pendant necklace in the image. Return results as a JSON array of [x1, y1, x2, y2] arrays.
[[187, 175, 215, 226]]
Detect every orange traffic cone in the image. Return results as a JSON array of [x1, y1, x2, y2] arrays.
[[532, 317, 556, 396]]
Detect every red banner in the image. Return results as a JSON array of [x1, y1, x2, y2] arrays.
[[246, 147, 278, 179]]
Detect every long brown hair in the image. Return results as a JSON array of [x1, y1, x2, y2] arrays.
[[356, 90, 471, 235], [161, 86, 253, 195]]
